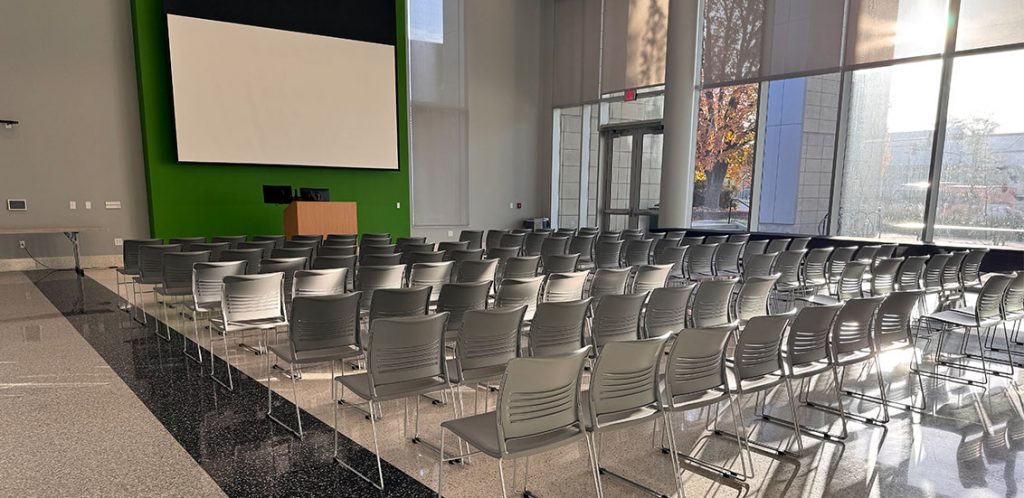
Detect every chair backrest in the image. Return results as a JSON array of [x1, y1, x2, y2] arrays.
[[407, 251, 446, 267], [874, 244, 898, 263], [486, 229, 509, 250], [192, 261, 247, 307], [495, 276, 544, 315], [663, 231, 685, 240], [459, 230, 484, 250], [361, 233, 392, 245], [496, 347, 590, 452], [742, 252, 778, 281], [714, 242, 745, 274], [285, 239, 320, 252], [449, 248, 485, 266], [803, 247, 834, 285], [529, 299, 591, 357], [621, 230, 645, 242], [158, 250, 211, 291], [456, 306, 526, 379], [524, 231, 550, 256], [786, 304, 842, 366], [870, 257, 903, 296], [503, 255, 541, 280], [396, 237, 429, 253], [234, 242, 275, 260], [139, 244, 183, 280], [122, 239, 163, 273], [652, 237, 681, 263], [543, 253, 580, 275], [587, 335, 671, 430], [578, 227, 600, 236], [437, 240, 470, 257], [788, 237, 811, 251], [733, 315, 790, 380], [211, 235, 246, 249], [355, 265, 406, 309], [728, 233, 751, 243], [556, 228, 578, 237], [500, 232, 527, 251], [960, 248, 989, 285], [837, 261, 868, 301], [326, 234, 357, 245], [597, 232, 622, 244], [568, 234, 596, 262], [1003, 271, 1024, 316], [292, 268, 347, 298], [222, 273, 286, 323], [896, 255, 929, 291], [360, 243, 398, 256], [734, 274, 780, 322], [410, 261, 454, 300], [367, 313, 449, 392], [655, 245, 688, 278], [765, 238, 791, 254], [541, 236, 571, 258], [742, 239, 768, 260], [252, 235, 286, 249], [631, 264, 673, 294], [594, 239, 624, 269], [773, 249, 806, 287], [312, 254, 357, 272], [220, 248, 263, 274], [259, 257, 307, 298], [644, 284, 696, 337], [319, 245, 357, 257], [679, 236, 705, 247], [543, 271, 590, 302], [289, 293, 361, 353], [942, 251, 968, 289], [591, 292, 647, 349], [487, 247, 521, 278], [831, 296, 884, 355], [874, 291, 921, 348], [187, 242, 229, 262], [169, 237, 207, 250], [272, 246, 314, 265], [690, 278, 737, 328], [853, 245, 880, 263], [665, 327, 731, 400], [457, 258, 498, 286], [361, 253, 402, 266], [923, 253, 952, 290], [624, 239, 654, 266], [702, 235, 727, 245], [686, 244, 718, 278], [588, 268, 631, 301], [975, 273, 1014, 323], [437, 281, 491, 336], [369, 286, 431, 323], [827, 246, 858, 279]]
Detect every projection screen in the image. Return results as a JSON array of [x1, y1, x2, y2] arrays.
[[164, 1, 399, 169]]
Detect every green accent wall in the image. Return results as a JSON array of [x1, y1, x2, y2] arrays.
[[129, 1, 410, 239]]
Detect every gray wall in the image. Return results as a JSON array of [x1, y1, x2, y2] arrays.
[[0, 0, 149, 266], [412, 0, 552, 241]]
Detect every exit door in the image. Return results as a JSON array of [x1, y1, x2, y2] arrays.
[[600, 121, 664, 230]]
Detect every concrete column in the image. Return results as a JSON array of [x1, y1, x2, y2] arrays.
[[657, 0, 703, 229]]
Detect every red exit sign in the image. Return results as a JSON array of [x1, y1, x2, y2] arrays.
[[624, 88, 638, 101]]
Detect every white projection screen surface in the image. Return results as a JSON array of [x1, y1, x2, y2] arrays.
[[165, 14, 399, 169]]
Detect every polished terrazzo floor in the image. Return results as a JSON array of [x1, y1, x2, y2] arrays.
[[2, 267, 1023, 497]]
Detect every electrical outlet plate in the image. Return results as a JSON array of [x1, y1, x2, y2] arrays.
[[105, 201, 122, 210], [447, 230, 454, 237], [114, 238, 124, 246], [69, 201, 77, 210], [19, 240, 26, 249], [84, 201, 92, 210]]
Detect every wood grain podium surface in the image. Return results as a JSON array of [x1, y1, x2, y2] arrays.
[[283, 201, 357, 237]]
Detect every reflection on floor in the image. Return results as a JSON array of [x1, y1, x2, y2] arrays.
[[17, 268, 1024, 497]]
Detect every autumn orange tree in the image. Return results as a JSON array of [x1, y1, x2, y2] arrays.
[[694, 84, 758, 216]]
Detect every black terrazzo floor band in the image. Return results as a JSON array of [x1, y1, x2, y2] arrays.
[[30, 270, 435, 498]]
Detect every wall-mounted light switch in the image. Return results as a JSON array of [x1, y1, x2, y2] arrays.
[[69, 201, 77, 210], [84, 201, 92, 210]]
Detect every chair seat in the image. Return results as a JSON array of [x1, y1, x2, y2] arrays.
[[154, 285, 191, 297], [339, 373, 449, 403], [117, 267, 139, 276], [833, 348, 873, 367], [726, 369, 785, 394], [799, 294, 841, 306], [926, 309, 998, 328], [775, 282, 802, 292], [269, 343, 362, 365], [186, 302, 220, 314], [440, 411, 584, 460], [210, 317, 288, 332], [133, 276, 162, 285], [784, 357, 831, 379], [581, 392, 659, 431], [666, 388, 729, 411], [446, 359, 506, 386]]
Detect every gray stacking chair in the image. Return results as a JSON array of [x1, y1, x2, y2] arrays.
[[657, 245, 689, 284], [802, 261, 867, 306], [132, 244, 183, 324], [872, 244, 898, 267], [801, 247, 834, 295], [742, 252, 778, 281], [597, 232, 622, 244], [450, 249, 486, 282], [437, 240, 470, 258], [239, 240, 276, 259], [212, 235, 246, 248], [360, 233, 391, 245], [921, 253, 952, 312], [313, 254, 356, 279], [940, 250, 968, 307], [272, 246, 314, 268], [436, 281, 491, 342], [449, 306, 527, 414], [487, 247, 522, 280], [622, 229, 645, 242], [630, 263, 672, 294], [524, 231, 550, 256], [485, 229, 509, 250], [499, 232, 526, 252], [355, 265, 405, 312], [540, 236, 571, 260], [169, 237, 207, 250], [704, 234, 729, 245], [436, 347, 596, 498], [690, 278, 737, 328], [495, 276, 544, 320], [542, 253, 579, 274], [253, 235, 286, 249], [685, 244, 719, 280], [337, 313, 455, 491], [662, 326, 749, 483], [741, 239, 769, 264], [459, 230, 484, 250], [623, 238, 654, 267], [401, 245, 437, 264], [587, 268, 631, 303], [292, 268, 347, 298], [765, 238, 791, 254], [326, 234, 357, 245], [788, 237, 811, 251], [589, 293, 646, 352], [584, 335, 675, 498], [578, 227, 600, 236], [189, 242, 230, 262], [409, 261, 454, 301], [502, 255, 540, 280], [643, 284, 696, 338], [896, 255, 928, 291], [569, 234, 596, 267], [369, 286, 431, 324], [727, 315, 805, 455], [826, 246, 858, 288], [286, 238, 320, 257], [869, 257, 903, 297], [772, 249, 807, 309], [594, 239, 624, 269], [320, 245, 358, 257], [664, 231, 686, 239], [184, 260, 247, 361], [396, 237, 428, 254], [154, 251, 211, 340], [960, 248, 989, 293], [728, 233, 751, 243], [210, 273, 288, 390], [1002, 272, 1024, 335], [456, 258, 498, 288], [679, 236, 704, 247], [116, 238, 162, 312], [221, 248, 263, 275], [361, 253, 402, 266], [259, 257, 307, 302], [734, 274, 780, 324], [529, 299, 591, 358], [714, 241, 745, 276], [267, 292, 362, 438], [360, 242, 398, 257], [652, 237, 681, 264], [541, 270, 589, 303]]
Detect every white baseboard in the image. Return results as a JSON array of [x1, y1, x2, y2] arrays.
[[0, 255, 122, 272]]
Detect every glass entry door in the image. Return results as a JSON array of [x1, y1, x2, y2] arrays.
[[601, 122, 664, 230]]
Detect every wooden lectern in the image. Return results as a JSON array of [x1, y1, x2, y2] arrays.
[[283, 201, 358, 238]]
